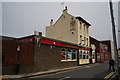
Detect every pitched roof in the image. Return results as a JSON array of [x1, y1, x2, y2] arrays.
[[76, 17, 91, 26]]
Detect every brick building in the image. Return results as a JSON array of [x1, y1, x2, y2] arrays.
[[1, 36, 18, 75], [100, 40, 115, 60], [90, 36, 100, 63], [2, 32, 85, 74], [90, 36, 111, 63], [1, 33, 112, 75]]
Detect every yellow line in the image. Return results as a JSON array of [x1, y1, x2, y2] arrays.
[[104, 72, 115, 79], [28, 69, 78, 79], [23, 64, 101, 79]]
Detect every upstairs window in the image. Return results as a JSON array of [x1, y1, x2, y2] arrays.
[[84, 37, 86, 45], [80, 35, 82, 44], [84, 24, 86, 33], [79, 22, 82, 31], [86, 27, 88, 35], [86, 38, 88, 46]]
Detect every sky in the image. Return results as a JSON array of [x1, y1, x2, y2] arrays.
[[1, 1, 119, 47]]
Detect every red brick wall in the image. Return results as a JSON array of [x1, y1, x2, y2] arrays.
[[34, 44, 78, 72], [2, 38, 18, 74], [17, 38, 35, 73], [2, 40, 18, 65], [19, 42, 34, 65]]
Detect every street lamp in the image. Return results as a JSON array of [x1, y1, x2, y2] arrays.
[[109, 0, 119, 79]]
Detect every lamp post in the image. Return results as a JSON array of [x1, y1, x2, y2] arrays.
[[109, 0, 119, 79]]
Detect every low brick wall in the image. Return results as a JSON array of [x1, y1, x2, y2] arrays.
[[19, 65, 34, 74], [2, 65, 17, 75], [34, 44, 78, 72]]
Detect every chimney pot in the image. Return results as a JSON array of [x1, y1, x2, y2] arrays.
[[50, 19, 53, 26], [63, 6, 68, 14]]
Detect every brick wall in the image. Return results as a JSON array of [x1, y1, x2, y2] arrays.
[[17, 38, 35, 74], [34, 44, 77, 72], [2, 37, 18, 74]]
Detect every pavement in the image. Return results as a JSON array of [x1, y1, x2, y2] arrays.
[[1, 63, 102, 80]]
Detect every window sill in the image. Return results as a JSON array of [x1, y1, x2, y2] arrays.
[[61, 60, 77, 62]]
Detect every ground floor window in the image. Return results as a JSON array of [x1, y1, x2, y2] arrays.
[[72, 50, 77, 60], [61, 52, 66, 60], [79, 51, 82, 59], [86, 55, 89, 59], [79, 51, 90, 59], [61, 48, 67, 60], [72, 53, 76, 60], [61, 49, 77, 61], [67, 51, 72, 60]]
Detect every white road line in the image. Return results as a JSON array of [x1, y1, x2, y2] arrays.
[[58, 76, 70, 80]]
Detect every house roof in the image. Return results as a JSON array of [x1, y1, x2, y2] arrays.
[[17, 35, 35, 40], [0, 36, 16, 40], [76, 17, 91, 26]]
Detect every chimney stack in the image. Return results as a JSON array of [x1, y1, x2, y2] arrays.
[[50, 19, 53, 26], [63, 6, 68, 14]]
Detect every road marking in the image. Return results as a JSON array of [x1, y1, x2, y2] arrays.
[[28, 69, 76, 79], [58, 76, 70, 80], [104, 72, 115, 80], [23, 63, 101, 79]]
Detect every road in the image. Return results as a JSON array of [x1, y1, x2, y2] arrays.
[[20, 62, 112, 80]]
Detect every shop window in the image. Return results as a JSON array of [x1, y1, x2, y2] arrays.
[[61, 48, 66, 60], [72, 50, 77, 60], [79, 55, 82, 59], [61, 49, 77, 61], [67, 50, 72, 60], [79, 51, 82, 59]]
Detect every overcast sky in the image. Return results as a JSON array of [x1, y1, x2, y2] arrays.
[[1, 1, 119, 47]]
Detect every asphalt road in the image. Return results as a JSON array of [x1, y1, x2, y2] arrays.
[[21, 62, 112, 80]]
